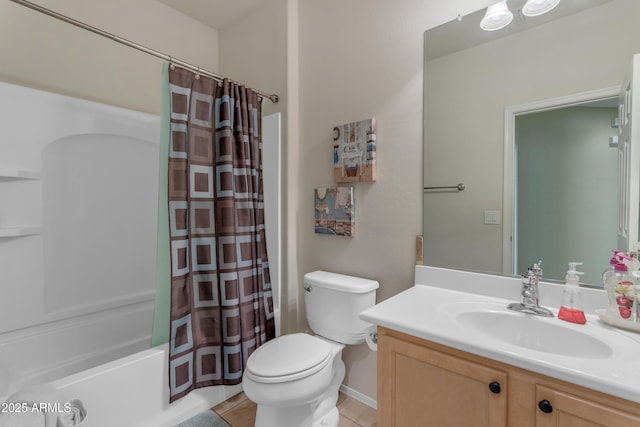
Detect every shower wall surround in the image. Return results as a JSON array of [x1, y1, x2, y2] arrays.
[[0, 81, 160, 398]]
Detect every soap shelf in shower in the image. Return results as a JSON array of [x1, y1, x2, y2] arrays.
[[0, 168, 41, 238], [0, 169, 41, 180], [0, 227, 42, 238]]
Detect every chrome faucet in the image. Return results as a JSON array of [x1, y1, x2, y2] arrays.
[[507, 261, 554, 317]]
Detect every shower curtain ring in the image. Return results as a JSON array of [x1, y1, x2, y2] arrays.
[[195, 67, 200, 79], [169, 56, 175, 70]]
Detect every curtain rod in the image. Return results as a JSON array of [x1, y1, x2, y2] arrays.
[[9, 0, 279, 103]]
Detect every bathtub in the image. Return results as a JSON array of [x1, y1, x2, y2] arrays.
[[2, 344, 242, 427]]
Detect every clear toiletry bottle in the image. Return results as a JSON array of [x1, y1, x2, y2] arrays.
[[602, 250, 622, 285], [558, 262, 586, 324], [605, 258, 635, 320]]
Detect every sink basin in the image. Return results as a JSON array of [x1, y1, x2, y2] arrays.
[[456, 310, 613, 359]]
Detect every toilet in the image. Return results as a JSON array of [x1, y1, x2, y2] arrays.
[[242, 271, 379, 427]]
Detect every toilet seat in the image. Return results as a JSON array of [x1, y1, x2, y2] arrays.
[[245, 333, 333, 384]]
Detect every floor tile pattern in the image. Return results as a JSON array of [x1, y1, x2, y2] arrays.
[[213, 391, 377, 427]]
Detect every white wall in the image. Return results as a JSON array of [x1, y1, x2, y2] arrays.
[[295, 0, 498, 401], [424, 0, 640, 274], [0, 0, 219, 115]]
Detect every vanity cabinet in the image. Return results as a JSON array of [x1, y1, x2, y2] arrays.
[[377, 327, 640, 427], [535, 385, 640, 427], [377, 328, 507, 426]]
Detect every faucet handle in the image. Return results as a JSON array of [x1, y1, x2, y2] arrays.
[[528, 260, 543, 277]]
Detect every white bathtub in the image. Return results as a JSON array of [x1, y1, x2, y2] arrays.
[[2, 344, 242, 427]]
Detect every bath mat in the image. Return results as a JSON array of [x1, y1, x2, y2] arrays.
[[174, 410, 231, 427]]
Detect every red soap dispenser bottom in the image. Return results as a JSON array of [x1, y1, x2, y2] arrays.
[[558, 306, 586, 324]]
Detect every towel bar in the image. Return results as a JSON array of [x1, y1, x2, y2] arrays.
[[424, 183, 465, 191]]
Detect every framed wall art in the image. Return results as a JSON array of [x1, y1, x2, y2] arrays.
[[314, 187, 355, 237], [332, 118, 376, 183]]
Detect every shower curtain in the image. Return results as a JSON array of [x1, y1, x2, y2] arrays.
[[164, 66, 275, 402]]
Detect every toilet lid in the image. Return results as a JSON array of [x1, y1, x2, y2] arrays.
[[246, 333, 332, 383]]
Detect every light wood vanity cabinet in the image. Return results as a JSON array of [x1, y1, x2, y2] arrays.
[[535, 385, 640, 427], [377, 327, 507, 426], [377, 327, 640, 427]]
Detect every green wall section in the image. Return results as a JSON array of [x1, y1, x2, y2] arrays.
[[151, 64, 171, 347], [516, 106, 618, 284]]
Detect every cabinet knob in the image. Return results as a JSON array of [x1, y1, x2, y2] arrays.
[[488, 381, 501, 394], [538, 399, 553, 414]]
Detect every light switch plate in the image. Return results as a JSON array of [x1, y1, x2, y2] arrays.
[[484, 210, 501, 225]]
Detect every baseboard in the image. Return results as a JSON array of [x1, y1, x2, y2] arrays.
[[339, 384, 377, 410]]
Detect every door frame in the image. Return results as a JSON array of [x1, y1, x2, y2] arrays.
[[502, 86, 620, 275]]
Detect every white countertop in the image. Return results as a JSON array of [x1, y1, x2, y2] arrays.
[[360, 266, 640, 403]]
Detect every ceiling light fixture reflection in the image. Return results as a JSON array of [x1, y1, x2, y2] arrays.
[[522, 0, 561, 17], [480, 0, 513, 31]]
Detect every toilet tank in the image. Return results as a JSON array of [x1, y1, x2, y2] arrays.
[[303, 271, 379, 345]]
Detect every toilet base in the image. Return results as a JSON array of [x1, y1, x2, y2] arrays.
[[251, 351, 345, 427], [253, 387, 341, 427], [312, 406, 339, 427], [253, 403, 338, 427]]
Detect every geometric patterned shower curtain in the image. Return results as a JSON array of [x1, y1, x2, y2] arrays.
[[166, 66, 275, 402]]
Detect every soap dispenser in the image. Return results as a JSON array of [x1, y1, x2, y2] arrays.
[[558, 262, 586, 324]]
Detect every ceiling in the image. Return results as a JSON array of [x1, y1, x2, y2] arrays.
[[158, 0, 265, 30]]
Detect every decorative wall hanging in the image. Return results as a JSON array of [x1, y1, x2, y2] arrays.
[[314, 187, 355, 237], [333, 118, 377, 183]]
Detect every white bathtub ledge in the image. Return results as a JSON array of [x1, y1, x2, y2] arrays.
[[26, 344, 244, 427]]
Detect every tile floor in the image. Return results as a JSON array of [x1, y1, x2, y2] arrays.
[[212, 391, 377, 427]]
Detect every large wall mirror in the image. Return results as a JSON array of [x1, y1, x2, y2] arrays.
[[423, 0, 640, 286]]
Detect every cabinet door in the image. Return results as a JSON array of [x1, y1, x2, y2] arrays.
[[378, 333, 507, 427], [536, 385, 640, 427]]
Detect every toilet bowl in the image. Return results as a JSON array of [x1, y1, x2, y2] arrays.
[[242, 271, 378, 427], [243, 333, 345, 426]]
